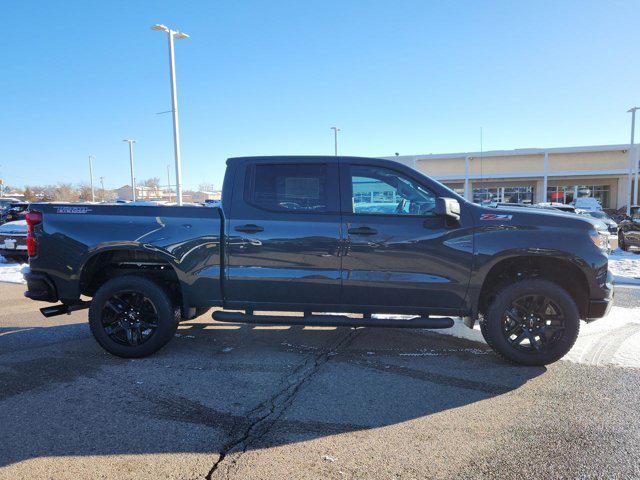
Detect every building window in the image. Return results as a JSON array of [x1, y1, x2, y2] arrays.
[[473, 186, 534, 205], [547, 185, 610, 208]]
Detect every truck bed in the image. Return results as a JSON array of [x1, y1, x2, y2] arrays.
[[27, 203, 224, 310]]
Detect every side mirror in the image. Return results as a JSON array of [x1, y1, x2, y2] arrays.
[[435, 197, 460, 222]]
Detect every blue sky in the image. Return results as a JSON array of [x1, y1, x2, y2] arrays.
[[2, 0, 639, 190]]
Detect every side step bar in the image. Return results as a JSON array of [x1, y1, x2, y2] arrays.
[[40, 301, 90, 318], [212, 311, 455, 329]]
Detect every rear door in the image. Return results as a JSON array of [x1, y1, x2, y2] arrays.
[[225, 159, 342, 307], [339, 162, 473, 310]]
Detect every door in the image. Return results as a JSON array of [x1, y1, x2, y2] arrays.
[[225, 160, 342, 307], [340, 163, 473, 310]]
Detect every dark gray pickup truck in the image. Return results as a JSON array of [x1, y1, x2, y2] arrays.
[[24, 156, 613, 365]]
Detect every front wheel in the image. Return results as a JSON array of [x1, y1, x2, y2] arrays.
[[480, 279, 580, 366], [89, 275, 180, 358]]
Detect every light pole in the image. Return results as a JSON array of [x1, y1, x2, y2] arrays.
[[99, 176, 105, 202], [628, 107, 639, 213], [166, 164, 172, 203], [123, 139, 137, 202], [331, 127, 340, 156], [88, 155, 96, 202], [152, 24, 189, 206]]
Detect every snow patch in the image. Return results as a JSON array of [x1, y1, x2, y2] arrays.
[[609, 249, 640, 285], [428, 307, 640, 368], [0, 255, 29, 284]]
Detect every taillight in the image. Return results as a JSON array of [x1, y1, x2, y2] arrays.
[[26, 211, 42, 257]]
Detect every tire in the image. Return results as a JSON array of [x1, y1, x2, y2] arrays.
[[619, 232, 628, 251], [89, 275, 180, 358], [480, 279, 580, 366]]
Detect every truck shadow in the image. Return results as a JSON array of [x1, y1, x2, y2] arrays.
[[0, 319, 546, 469]]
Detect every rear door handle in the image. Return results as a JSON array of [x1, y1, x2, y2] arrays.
[[235, 224, 264, 233], [347, 226, 378, 236]]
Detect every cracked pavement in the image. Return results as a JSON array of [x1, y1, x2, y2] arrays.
[[1, 282, 639, 480]]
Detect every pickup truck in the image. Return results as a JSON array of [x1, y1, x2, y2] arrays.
[[24, 156, 613, 365]]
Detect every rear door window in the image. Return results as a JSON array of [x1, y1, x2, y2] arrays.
[[247, 163, 331, 213]]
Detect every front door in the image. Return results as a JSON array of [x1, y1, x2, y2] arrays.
[[225, 160, 342, 307], [340, 163, 473, 310]]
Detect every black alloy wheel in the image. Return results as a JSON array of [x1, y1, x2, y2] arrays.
[[101, 291, 159, 346], [89, 275, 180, 358], [501, 294, 565, 353], [481, 279, 580, 366]]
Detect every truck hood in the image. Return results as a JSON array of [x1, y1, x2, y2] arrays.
[[485, 205, 602, 231]]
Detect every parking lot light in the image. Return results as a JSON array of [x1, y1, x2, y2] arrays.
[[628, 107, 639, 212], [151, 24, 189, 206], [123, 139, 137, 202]]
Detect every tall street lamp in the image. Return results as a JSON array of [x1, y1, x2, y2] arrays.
[[331, 127, 340, 156], [88, 155, 95, 202], [629, 107, 639, 212], [123, 139, 137, 202], [152, 24, 189, 206]]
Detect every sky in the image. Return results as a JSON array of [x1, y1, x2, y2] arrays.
[[2, 0, 639, 191]]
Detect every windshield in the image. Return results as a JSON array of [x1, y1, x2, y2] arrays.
[[583, 211, 608, 220]]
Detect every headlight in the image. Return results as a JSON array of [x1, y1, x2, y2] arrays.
[[590, 230, 609, 251]]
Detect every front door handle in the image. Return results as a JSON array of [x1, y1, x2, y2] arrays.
[[235, 224, 264, 233], [348, 226, 378, 236]]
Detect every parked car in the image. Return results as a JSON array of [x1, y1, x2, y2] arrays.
[[577, 210, 618, 235], [0, 219, 28, 262], [618, 205, 640, 253], [536, 202, 577, 213], [573, 197, 603, 212], [0, 197, 21, 213], [24, 156, 613, 366], [1, 202, 29, 224]]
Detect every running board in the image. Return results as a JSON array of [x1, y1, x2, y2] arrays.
[[40, 301, 90, 318], [212, 311, 455, 329]]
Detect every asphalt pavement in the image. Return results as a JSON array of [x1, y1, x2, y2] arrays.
[[0, 282, 639, 480]]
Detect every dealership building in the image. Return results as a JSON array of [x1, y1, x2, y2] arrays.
[[389, 144, 640, 210]]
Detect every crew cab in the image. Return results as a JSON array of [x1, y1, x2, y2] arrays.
[[24, 156, 613, 365]]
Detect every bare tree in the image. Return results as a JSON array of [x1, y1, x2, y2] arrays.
[[50, 183, 80, 202], [78, 183, 93, 202], [141, 177, 161, 189]]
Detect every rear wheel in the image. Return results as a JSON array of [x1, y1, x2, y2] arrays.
[[89, 276, 180, 358], [480, 279, 580, 366]]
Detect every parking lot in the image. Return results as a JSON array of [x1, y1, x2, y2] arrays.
[[0, 281, 638, 479]]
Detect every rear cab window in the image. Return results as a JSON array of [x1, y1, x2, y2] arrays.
[[244, 163, 336, 213]]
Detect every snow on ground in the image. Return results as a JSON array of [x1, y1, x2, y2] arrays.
[[609, 249, 640, 284], [0, 255, 29, 284], [434, 306, 640, 368]]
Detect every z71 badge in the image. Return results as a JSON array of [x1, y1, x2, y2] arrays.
[[480, 213, 513, 221], [55, 206, 93, 214]]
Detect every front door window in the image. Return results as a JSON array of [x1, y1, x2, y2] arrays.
[[350, 166, 436, 216]]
